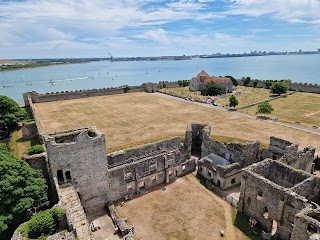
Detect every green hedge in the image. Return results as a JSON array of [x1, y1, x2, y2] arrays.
[[20, 208, 65, 239], [29, 145, 45, 155]]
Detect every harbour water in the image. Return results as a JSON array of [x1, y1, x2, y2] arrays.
[[1, 54, 320, 103]]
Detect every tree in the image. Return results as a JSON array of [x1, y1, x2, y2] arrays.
[[257, 102, 274, 115], [270, 82, 288, 95], [253, 80, 259, 88], [122, 85, 131, 93], [0, 151, 48, 239], [178, 80, 189, 87], [265, 80, 273, 89], [225, 75, 238, 86], [229, 95, 239, 109], [243, 77, 251, 86], [200, 83, 226, 96], [0, 95, 27, 139]]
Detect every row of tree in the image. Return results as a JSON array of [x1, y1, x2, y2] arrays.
[[0, 95, 49, 239]]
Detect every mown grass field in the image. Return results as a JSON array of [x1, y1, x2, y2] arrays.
[[116, 174, 253, 240], [33, 92, 320, 152], [216, 86, 277, 108], [8, 129, 39, 159], [159, 86, 276, 108], [240, 92, 320, 128]]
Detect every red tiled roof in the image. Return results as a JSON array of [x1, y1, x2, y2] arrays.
[[193, 70, 231, 84], [197, 70, 209, 77]]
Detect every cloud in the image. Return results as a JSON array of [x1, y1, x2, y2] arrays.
[[0, 0, 320, 58], [227, 0, 320, 23], [135, 28, 170, 44]]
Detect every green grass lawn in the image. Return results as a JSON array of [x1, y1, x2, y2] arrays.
[[232, 209, 263, 240], [216, 86, 274, 108], [239, 92, 320, 128], [9, 128, 40, 159], [159, 86, 275, 108]]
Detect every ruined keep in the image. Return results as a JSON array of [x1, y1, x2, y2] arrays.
[[198, 139, 260, 190], [44, 127, 109, 213], [43, 124, 203, 215], [238, 159, 320, 240], [262, 136, 315, 173]]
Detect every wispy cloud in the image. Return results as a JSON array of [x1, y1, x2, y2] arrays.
[[227, 0, 320, 23], [0, 0, 319, 58]]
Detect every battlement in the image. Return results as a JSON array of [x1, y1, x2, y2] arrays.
[[236, 79, 320, 94], [23, 81, 183, 106], [46, 127, 102, 145]]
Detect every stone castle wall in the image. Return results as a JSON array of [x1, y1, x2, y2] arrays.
[[23, 81, 183, 106], [23, 153, 49, 179], [238, 159, 316, 240], [291, 206, 320, 240], [107, 136, 195, 201], [107, 137, 182, 168], [27, 95, 44, 138], [202, 140, 260, 166], [237, 79, 320, 94], [21, 122, 38, 140]]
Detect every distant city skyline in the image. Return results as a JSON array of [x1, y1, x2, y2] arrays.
[[1, 0, 320, 59]]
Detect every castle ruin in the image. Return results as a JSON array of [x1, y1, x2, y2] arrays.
[[15, 86, 320, 240]]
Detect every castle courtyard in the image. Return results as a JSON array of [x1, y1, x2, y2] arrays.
[[33, 92, 320, 152], [114, 173, 250, 240]]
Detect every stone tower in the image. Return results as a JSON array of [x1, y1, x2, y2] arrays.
[[44, 127, 109, 213]]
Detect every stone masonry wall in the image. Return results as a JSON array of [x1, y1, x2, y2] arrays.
[[238, 159, 318, 240], [44, 128, 109, 213], [107, 137, 182, 167], [280, 146, 316, 173], [23, 153, 49, 179], [23, 81, 184, 106], [202, 140, 260, 166], [237, 79, 320, 94], [107, 136, 195, 201], [291, 206, 320, 240], [22, 122, 38, 140]]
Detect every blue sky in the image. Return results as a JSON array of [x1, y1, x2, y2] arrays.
[[0, 0, 320, 58]]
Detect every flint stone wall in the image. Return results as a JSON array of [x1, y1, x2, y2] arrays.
[[280, 146, 316, 173], [291, 207, 320, 240], [23, 81, 184, 106], [238, 159, 320, 240], [202, 140, 260, 166], [107, 136, 195, 201], [44, 128, 109, 213], [23, 153, 49, 179], [237, 79, 320, 94], [22, 122, 38, 140]]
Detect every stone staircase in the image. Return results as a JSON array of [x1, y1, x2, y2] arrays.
[[59, 184, 91, 240]]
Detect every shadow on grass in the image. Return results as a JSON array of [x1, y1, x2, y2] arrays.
[[233, 210, 262, 240], [196, 173, 207, 186], [16, 137, 40, 146]]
